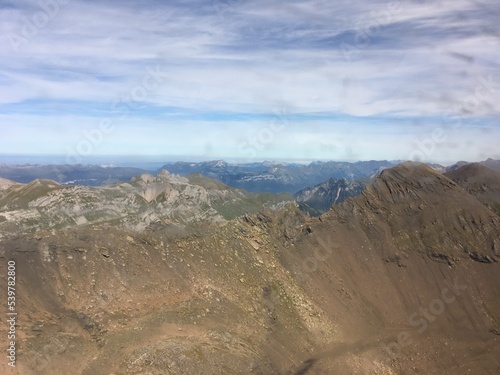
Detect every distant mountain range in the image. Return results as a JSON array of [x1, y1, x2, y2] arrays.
[[1, 158, 499, 200], [0, 160, 397, 194], [159, 159, 398, 193], [0, 164, 149, 186]]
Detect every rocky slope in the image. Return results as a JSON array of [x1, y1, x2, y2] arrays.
[[1, 162, 499, 375]]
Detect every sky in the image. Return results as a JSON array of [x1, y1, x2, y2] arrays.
[[0, 0, 499, 165]]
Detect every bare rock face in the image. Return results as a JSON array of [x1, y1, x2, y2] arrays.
[[1, 162, 500, 375]]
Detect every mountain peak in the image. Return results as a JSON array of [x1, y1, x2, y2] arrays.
[[373, 161, 454, 202], [384, 160, 436, 174], [327, 160, 500, 263], [156, 169, 172, 181]]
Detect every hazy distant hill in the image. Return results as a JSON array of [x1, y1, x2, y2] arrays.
[[0, 164, 150, 186]]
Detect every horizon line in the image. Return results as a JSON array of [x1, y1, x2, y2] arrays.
[[0, 153, 489, 167]]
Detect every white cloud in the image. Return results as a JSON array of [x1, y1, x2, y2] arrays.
[[0, 0, 498, 161]]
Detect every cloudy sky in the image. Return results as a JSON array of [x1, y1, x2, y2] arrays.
[[0, 0, 499, 164]]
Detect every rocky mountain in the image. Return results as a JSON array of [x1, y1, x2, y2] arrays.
[[161, 159, 397, 194], [445, 163, 500, 215], [327, 162, 500, 263], [294, 177, 367, 216], [1, 162, 500, 374], [0, 170, 293, 240]]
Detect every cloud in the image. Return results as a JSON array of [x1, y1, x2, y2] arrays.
[[0, 0, 498, 161]]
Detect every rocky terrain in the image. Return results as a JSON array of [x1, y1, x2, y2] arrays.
[[0, 162, 499, 374]]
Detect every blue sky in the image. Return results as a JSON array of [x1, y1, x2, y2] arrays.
[[0, 0, 499, 164]]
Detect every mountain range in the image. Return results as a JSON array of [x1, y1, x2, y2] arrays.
[[0, 161, 499, 374], [0, 160, 398, 193], [160, 159, 397, 194], [0, 164, 149, 186]]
